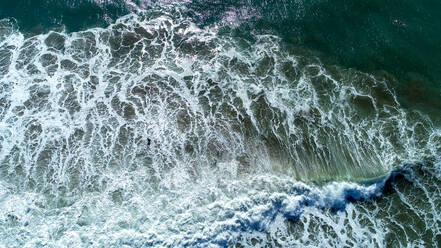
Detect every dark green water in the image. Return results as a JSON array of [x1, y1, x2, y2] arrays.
[[1, 1, 440, 247], [2, 0, 440, 110], [0, 0, 130, 33]]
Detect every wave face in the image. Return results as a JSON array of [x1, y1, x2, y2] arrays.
[[0, 5, 440, 248]]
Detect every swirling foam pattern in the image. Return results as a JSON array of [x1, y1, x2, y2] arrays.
[[0, 6, 440, 247]]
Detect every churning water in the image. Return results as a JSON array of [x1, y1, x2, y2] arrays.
[[0, 2, 440, 247]]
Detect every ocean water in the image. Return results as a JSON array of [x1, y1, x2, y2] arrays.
[[0, 1, 440, 247]]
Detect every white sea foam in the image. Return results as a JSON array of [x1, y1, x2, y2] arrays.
[[0, 6, 440, 247]]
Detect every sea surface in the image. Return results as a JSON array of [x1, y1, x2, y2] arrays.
[[0, 1, 440, 247]]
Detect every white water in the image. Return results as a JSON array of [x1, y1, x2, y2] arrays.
[[0, 7, 440, 247]]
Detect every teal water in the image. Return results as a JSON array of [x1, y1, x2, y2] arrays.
[[0, 1, 440, 247], [0, 0, 131, 33], [2, 0, 440, 109], [194, 0, 441, 121]]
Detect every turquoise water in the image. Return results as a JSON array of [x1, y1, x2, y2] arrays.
[[0, 1, 440, 247]]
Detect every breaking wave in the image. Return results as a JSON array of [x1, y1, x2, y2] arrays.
[[0, 6, 440, 247]]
